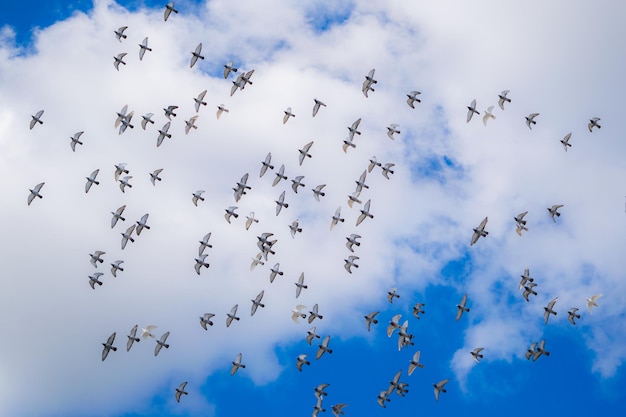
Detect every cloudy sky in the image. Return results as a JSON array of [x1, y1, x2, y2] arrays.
[[1, 0, 625, 416]]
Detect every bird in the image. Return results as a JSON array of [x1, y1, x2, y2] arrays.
[[194, 254, 209, 274], [298, 141, 314, 165], [345, 234, 361, 252], [272, 164, 288, 186], [543, 297, 558, 324], [514, 211, 529, 236], [588, 117, 601, 132], [27, 182, 45, 205], [88, 272, 103, 289], [347, 118, 362, 140], [216, 104, 229, 119], [456, 294, 470, 321], [406, 91, 421, 108], [199, 313, 215, 330], [525, 113, 540, 129], [368, 156, 382, 173], [525, 343, 537, 360], [141, 325, 158, 340], [232, 173, 251, 202], [113, 53, 127, 71], [198, 232, 213, 256], [388, 370, 407, 396], [164, 2, 178, 21], [312, 398, 326, 417], [312, 99, 326, 117], [387, 288, 400, 303], [111, 205, 126, 228], [470, 347, 484, 363], [364, 311, 379, 331], [532, 339, 550, 361], [101, 332, 117, 361], [291, 176, 306, 194], [126, 325, 140, 351], [223, 60, 238, 78], [381, 163, 395, 179], [470, 217, 488, 245], [316, 335, 332, 359], [260, 153, 274, 177], [114, 106, 129, 129], [231, 353, 245, 375], [314, 383, 330, 401], [295, 273, 307, 298], [547, 204, 564, 222], [275, 191, 288, 215], [523, 283, 538, 302], [433, 379, 449, 401], [567, 308, 581, 325], [190, 43, 204, 68], [269, 263, 283, 283], [342, 137, 356, 153], [192, 190, 205, 206], [312, 184, 326, 201], [283, 107, 295, 124], [397, 321, 414, 350], [332, 403, 348, 417], [296, 354, 310, 371], [308, 304, 323, 324], [118, 111, 134, 134], [362, 69, 377, 97], [560, 132, 572, 151], [344, 255, 359, 273], [245, 212, 258, 230], [154, 332, 170, 356], [519, 267, 534, 290], [175, 382, 188, 403], [226, 305, 240, 327], [118, 176, 133, 193], [138, 37, 151, 60], [412, 302, 426, 319], [377, 390, 391, 408], [498, 90, 511, 110], [29, 110, 44, 129], [466, 99, 479, 122], [163, 105, 178, 120], [408, 351, 424, 375], [110, 260, 124, 277], [135, 213, 150, 235], [149, 169, 163, 186], [291, 305, 307, 323], [230, 70, 255, 95], [306, 327, 320, 345], [330, 206, 346, 231], [356, 199, 374, 226], [194, 90, 207, 112], [250, 291, 265, 316], [387, 124, 401, 139], [69, 131, 84, 152], [184, 115, 199, 135], [586, 294, 603, 314], [154, 121, 172, 147], [121, 224, 136, 249], [114, 162, 129, 181], [89, 251, 105, 267], [387, 314, 402, 337], [482, 106, 496, 125]]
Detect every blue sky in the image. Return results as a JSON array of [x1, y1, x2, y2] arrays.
[[1, 1, 625, 416]]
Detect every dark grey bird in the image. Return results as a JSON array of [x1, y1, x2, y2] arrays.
[[223, 60, 238, 78], [412, 302, 425, 319], [126, 325, 140, 352], [295, 273, 307, 298], [308, 304, 323, 324], [88, 272, 103, 289], [141, 113, 155, 130], [175, 382, 188, 403], [433, 379, 449, 401], [164, 2, 178, 21], [547, 204, 564, 222], [306, 327, 320, 345], [561, 132, 572, 151], [27, 182, 45, 205], [470, 347, 484, 363], [121, 224, 136, 250], [30, 110, 44, 129], [532, 339, 550, 361], [312, 184, 326, 201], [70, 131, 84, 152], [316, 335, 332, 359], [154, 331, 170, 356], [89, 250, 105, 267], [198, 232, 213, 256], [101, 332, 117, 361], [588, 117, 601, 132], [407, 351, 424, 375], [543, 297, 558, 324], [364, 311, 379, 331], [567, 308, 581, 325], [269, 262, 283, 283], [135, 213, 150, 235], [272, 164, 287, 187], [406, 91, 421, 108]]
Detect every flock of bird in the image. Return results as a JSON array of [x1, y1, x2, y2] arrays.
[[22, 1, 606, 414]]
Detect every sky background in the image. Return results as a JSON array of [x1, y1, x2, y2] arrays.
[[1, 0, 625, 416]]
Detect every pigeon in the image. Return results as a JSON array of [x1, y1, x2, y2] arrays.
[[377, 390, 391, 408], [306, 327, 320, 345], [191, 190, 205, 207], [184, 115, 199, 134], [466, 99, 479, 122], [135, 213, 150, 235], [194, 254, 209, 274], [330, 207, 346, 231], [190, 43, 204, 68], [230, 69, 255, 95], [387, 314, 402, 337], [245, 212, 259, 230], [198, 232, 213, 256], [249, 253, 265, 270], [119, 176, 133, 193], [408, 351, 424, 375], [275, 191, 288, 215], [543, 297, 558, 324], [362, 69, 377, 97], [368, 156, 382, 173], [250, 291, 265, 316], [314, 383, 330, 401], [525, 343, 537, 360], [532, 339, 550, 361], [138, 37, 151, 60], [332, 404, 347, 417], [30, 110, 44, 129], [514, 211, 529, 236], [149, 169, 163, 185], [312, 99, 326, 117], [175, 382, 188, 403], [154, 122, 172, 147], [525, 113, 540, 129], [470, 217, 488, 245], [316, 335, 332, 359], [200, 313, 215, 330], [312, 184, 326, 201], [388, 370, 407, 396], [387, 124, 400, 139], [567, 308, 581, 325], [412, 303, 426, 319], [406, 91, 421, 108], [118, 111, 134, 134], [586, 294, 602, 314], [561, 132, 572, 151], [101, 332, 117, 361], [283, 107, 295, 124], [295, 273, 307, 297], [547, 204, 564, 222], [27, 182, 45, 205], [298, 141, 314, 165], [347, 118, 362, 140], [498, 90, 511, 110], [364, 311, 379, 331], [308, 304, 323, 324], [89, 251, 105, 267], [519, 267, 534, 290], [70, 131, 84, 152], [381, 163, 395, 179], [345, 234, 361, 252], [397, 321, 414, 350], [164, 2, 178, 21], [216, 104, 229, 119], [269, 263, 283, 283], [113, 53, 127, 71], [231, 353, 245, 375], [111, 205, 126, 228], [114, 163, 129, 181], [456, 294, 470, 321], [342, 137, 356, 153], [121, 224, 136, 249], [588, 117, 601, 132], [470, 347, 484, 363], [141, 325, 158, 339], [356, 199, 374, 226], [88, 272, 103, 289], [387, 288, 400, 303], [233, 173, 251, 202], [110, 260, 124, 277], [126, 325, 140, 351], [344, 255, 359, 273], [312, 398, 326, 417], [482, 106, 496, 125], [523, 283, 538, 302], [226, 305, 240, 327], [260, 153, 274, 177], [296, 354, 310, 371], [223, 60, 238, 78], [347, 192, 363, 209], [291, 305, 307, 323], [433, 379, 449, 401], [194, 90, 207, 112], [291, 176, 306, 193], [154, 332, 170, 356], [272, 164, 288, 186]]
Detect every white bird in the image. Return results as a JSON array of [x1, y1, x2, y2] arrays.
[[269, 263, 283, 283], [482, 106, 496, 125], [110, 260, 124, 277], [433, 379, 449, 401], [406, 91, 421, 108], [89, 250, 105, 268], [588, 117, 601, 132], [466, 99, 479, 122], [194, 254, 209, 274], [408, 351, 424, 375], [226, 305, 240, 327], [272, 164, 287, 186], [111, 205, 126, 228], [260, 153, 274, 177], [138, 37, 151, 60], [316, 335, 332, 359], [298, 141, 314, 165], [140, 325, 158, 340], [30, 110, 44, 129], [121, 224, 136, 249], [568, 308, 581, 325], [312, 99, 326, 117], [192, 190, 205, 206], [118, 176, 133, 193], [216, 104, 229, 119], [101, 332, 117, 361], [561, 132, 572, 151], [225, 206, 239, 223], [194, 90, 207, 112], [164, 2, 178, 21], [381, 163, 395, 179], [245, 212, 258, 230], [498, 90, 511, 110], [113, 53, 127, 71], [470, 347, 484, 363], [344, 255, 359, 273], [312, 184, 326, 201], [547, 204, 564, 222], [345, 234, 361, 252], [251, 290, 265, 316], [190, 43, 204, 68], [223, 60, 238, 78], [387, 124, 400, 139], [543, 297, 558, 324], [362, 69, 377, 97], [586, 294, 602, 314], [184, 115, 199, 134], [308, 304, 323, 323], [69, 131, 84, 152], [283, 107, 295, 124], [149, 168, 163, 186], [356, 199, 373, 226], [154, 331, 170, 356], [175, 382, 188, 403], [387, 314, 402, 337], [525, 113, 540, 129], [275, 191, 288, 215], [135, 213, 150, 235], [470, 217, 488, 246], [456, 293, 470, 321], [291, 305, 307, 323], [296, 354, 310, 371], [88, 272, 103, 289], [84, 169, 100, 193], [126, 325, 140, 351], [27, 182, 45, 205], [200, 313, 215, 330]]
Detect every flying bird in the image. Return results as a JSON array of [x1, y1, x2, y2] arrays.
[[216, 104, 229, 119], [586, 294, 602, 314], [543, 297, 558, 324], [192, 190, 205, 206], [298, 141, 314, 165], [514, 211, 529, 236], [519, 267, 534, 290], [69, 131, 84, 152], [312, 184, 326, 201], [114, 106, 129, 129], [111, 205, 126, 228], [342, 137, 356, 153], [163, 105, 178, 120], [223, 60, 238, 78], [110, 260, 124, 277], [588, 117, 601, 132], [470, 216, 489, 245], [291, 305, 307, 323], [198, 232, 213, 256], [88, 272, 103, 289], [387, 314, 402, 337], [381, 163, 395, 179], [295, 273, 307, 298], [27, 182, 45, 205], [113, 53, 127, 71], [231, 353, 245, 375], [433, 379, 449, 401], [362, 69, 377, 97], [250, 291, 265, 316], [194, 90, 207, 112], [164, 2, 178, 21], [406, 91, 421, 108], [245, 212, 259, 230], [466, 99, 479, 122], [226, 305, 240, 327], [412, 302, 426, 319], [260, 153, 274, 177], [312, 99, 326, 117], [126, 325, 140, 351], [154, 332, 170, 356], [387, 288, 400, 303], [118, 111, 134, 134], [498, 90, 511, 110], [135, 214, 150, 235], [482, 106, 496, 125], [89, 250, 105, 267], [308, 304, 323, 324], [547, 204, 564, 222], [101, 332, 117, 361], [331, 403, 348, 417], [456, 294, 470, 321], [138, 37, 151, 60], [120, 224, 136, 249], [296, 354, 310, 371], [275, 191, 288, 215], [364, 311, 379, 331], [368, 156, 382, 172], [194, 254, 209, 274], [184, 115, 199, 134], [30, 110, 44, 129], [470, 347, 484, 363], [347, 118, 362, 140], [316, 335, 332, 359], [291, 176, 306, 194], [114, 162, 129, 181], [272, 164, 287, 186], [149, 168, 163, 185], [269, 263, 283, 283], [306, 327, 320, 345], [377, 390, 391, 408], [523, 283, 538, 302], [387, 124, 400, 139], [345, 234, 361, 252], [356, 199, 374, 226], [175, 382, 188, 403], [561, 132, 572, 151], [568, 308, 581, 325], [113, 27, 127, 42], [408, 351, 424, 375], [283, 107, 295, 124], [532, 339, 550, 361], [344, 255, 359, 273], [525, 113, 540, 129], [118, 176, 133, 193], [84, 169, 100, 194], [200, 313, 215, 330], [141, 325, 157, 340]]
